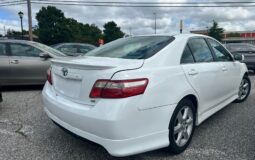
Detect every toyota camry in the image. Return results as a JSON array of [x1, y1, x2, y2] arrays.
[[42, 34, 251, 157]]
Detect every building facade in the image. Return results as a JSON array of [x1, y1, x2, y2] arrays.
[[190, 30, 255, 45]]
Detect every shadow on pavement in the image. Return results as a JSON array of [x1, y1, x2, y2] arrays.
[[2, 85, 44, 92]]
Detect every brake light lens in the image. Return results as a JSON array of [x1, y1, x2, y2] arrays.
[[90, 78, 148, 98], [47, 68, 52, 85]]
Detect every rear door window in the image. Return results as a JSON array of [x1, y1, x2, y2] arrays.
[[0, 43, 6, 56], [181, 45, 195, 64], [79, 45, 95, 54], [10, 43, 42, 57], [188, 38, 214, 62], [58, 45, 78, 54]]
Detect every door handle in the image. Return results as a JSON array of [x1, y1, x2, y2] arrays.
[[10, 60, 19, 64], [188, 69, 198, 76], [222, 66, 227, 71]]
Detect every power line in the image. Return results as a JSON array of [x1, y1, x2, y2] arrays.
[[29, 0, 255, 7], [30, 1, 255, 7], [2, 0, 255, 7], [31, 0, 255, 4], [0, 0, 24, 2], [0, 2, 26, 7], [0, 0, 26, 6], [0, 0, 25, 4]]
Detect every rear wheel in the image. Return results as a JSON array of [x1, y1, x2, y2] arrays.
[[168, 99, 196, 154], [234, 76, 251, 103]]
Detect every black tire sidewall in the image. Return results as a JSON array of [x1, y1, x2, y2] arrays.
[[168, 99, 196, 154]]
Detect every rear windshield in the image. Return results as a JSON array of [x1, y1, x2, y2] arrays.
[[31, 42, 66, 57], [226, 43, 255, 53], [86, 36, 175, 59]]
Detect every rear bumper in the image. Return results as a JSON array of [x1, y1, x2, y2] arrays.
[[42, 82, 175, 157]]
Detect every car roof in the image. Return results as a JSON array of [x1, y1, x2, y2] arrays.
[[127, 33, 211, 39], [0, 34, 211, 45]]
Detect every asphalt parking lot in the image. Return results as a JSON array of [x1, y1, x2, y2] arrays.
[[0, 75, 255, 160]]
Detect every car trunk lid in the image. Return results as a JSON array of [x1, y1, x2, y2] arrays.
[[50, 56, 144, 106]]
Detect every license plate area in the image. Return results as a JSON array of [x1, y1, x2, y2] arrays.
[[53, 74, 82, 99]]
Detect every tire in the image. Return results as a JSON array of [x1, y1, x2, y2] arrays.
[[234, 75, 251, 103], [168, 99, 196, 154]]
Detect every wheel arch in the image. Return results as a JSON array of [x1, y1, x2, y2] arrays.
[[178, 94, 199, 125], [168, 94, 198, 153], [244, 72, 249, 77]]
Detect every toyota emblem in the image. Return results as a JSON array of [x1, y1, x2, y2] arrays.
[[61, 67, 68, 76]]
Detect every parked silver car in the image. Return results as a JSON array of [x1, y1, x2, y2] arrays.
[[0, 40, 65, 85], [0, 87, 2, 102], [52, 43, 96, 56]]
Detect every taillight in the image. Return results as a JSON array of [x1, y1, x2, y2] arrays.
[[47, 68, 52, 85], [90, 78, 148, 98]]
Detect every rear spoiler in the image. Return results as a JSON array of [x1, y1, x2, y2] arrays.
[[51, 59, 116, 70]]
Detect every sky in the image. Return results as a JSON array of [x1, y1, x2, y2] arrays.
[[0, 0, 255, 36]]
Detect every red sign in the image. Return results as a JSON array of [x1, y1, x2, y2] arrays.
[[98, 39, 104, 45]]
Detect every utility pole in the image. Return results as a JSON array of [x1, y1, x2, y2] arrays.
[[180, 19, 183, 34], [27, 0, 33, 41], [153, 12, 157, 34], [3, 26, 5, 36], [129, 26, 132, 36]]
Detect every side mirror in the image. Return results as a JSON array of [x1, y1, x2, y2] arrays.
[[234, 54, 244, 61], [39, 52, 50, 59]]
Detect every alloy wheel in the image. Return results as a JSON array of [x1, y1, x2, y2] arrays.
[[174, 106, 194, 147], [237, 78, 250, 101]]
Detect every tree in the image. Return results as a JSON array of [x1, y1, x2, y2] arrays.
[[36, 6, 71, 45], [228, 32, 240, 38], [32, 25, 39, 36], [208, 21, 224, 41], [103, 21, 124, 43], [36, 6, 103, 45], [64, 18, 103, 46], [6, 29, 28, 37]]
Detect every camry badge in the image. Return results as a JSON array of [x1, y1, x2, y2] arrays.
[[61, 67, 68, 76]]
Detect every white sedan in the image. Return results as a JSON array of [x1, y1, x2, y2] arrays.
[[42, 34, 251, 157]]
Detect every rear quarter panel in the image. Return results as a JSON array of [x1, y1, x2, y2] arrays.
[[111, 35, 198, 110], [112, 65, 198, 110]]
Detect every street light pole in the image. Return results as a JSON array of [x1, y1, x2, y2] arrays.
[[153, 12, 157, 34], [18, 11, 24, 39], [27, 0, 33, 41]]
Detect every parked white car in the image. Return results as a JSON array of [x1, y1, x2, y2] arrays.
[[42, 34, 251, 157]]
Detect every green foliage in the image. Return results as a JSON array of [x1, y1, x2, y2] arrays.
[[228, 32, 240, 37], [103, 21, 125, 43], [208, 21, 224, 42], [36, 6, 71, 45], [35, 6, 107, 45], [6, 29, 28, 37], [35, 6, 125, 45], [32, 25, 39, 36], [64, 18, 102, 46]]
